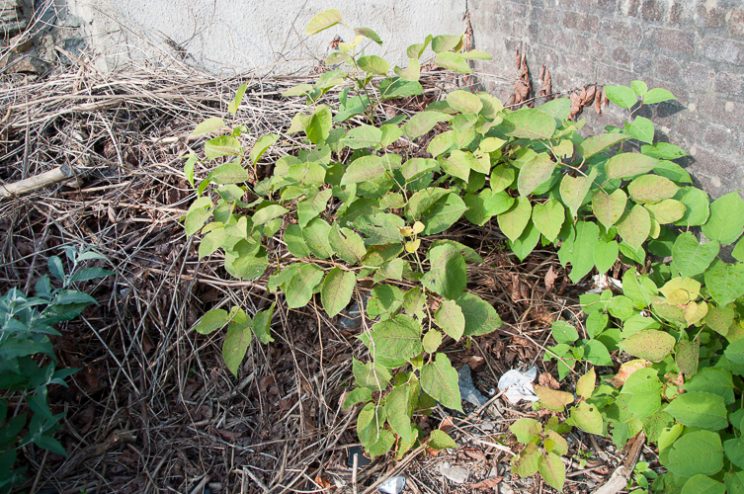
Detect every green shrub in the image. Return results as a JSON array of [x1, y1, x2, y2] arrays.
[[184, 10, 744, 492], [0, 247, 111, 491]]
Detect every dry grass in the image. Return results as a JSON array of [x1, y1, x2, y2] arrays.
[[0, 60, 629, 493]]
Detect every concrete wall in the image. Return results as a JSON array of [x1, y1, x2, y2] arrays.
[[470, 0, 744, 196], [67, 0, 467, 73], [59, 0, 744, 195]]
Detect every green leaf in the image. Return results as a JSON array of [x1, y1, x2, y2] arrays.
[[605, 153, 658, 179], [434, 52, 471, 73], [676, 338, 699, 376], [209, 162, 249, 184], [418, 193, 467, 235], [675, 187, 710, 226], [733, 237, 744, 261], [184, 196, 213, 235], [571, 401, 603, 435], [422, 329, 443, 353], [283, 264, 325, 308], [464, 190, 514, 226], [490, 165, 515, 193], [302, 218, 334, 259], [725, 472, 744, 494], [431, 34, 462, 53], [253, 204, 288, 226], [191, 117, 225, 137], [701, 191, 744, 245], [626, 116, 655, 143], [305, 9, 342, 34], [725, 338, 744, 365], [538, 451, 566, 491], [560, 221, 600, 282], [446, 90, 482, 113], [404, 111, 452, 139], [297, 189, 331, 227], [704, 260, 744, 307], [497, 197, 532, 242], [354, 27, 382, 44], [428, 429, 457, 450], [343, 125, 382, 150], [421, 244, 467, 299], [559, 169, 597, 217], [420, 352, 462, 411], [618, 329, 675, 362], [434, 299, 466, 341], [643, 87, 676, 105], [725, 438, 744, 469], [681, 475, 726, 494], [617, 204, 651, 249], [513, 444, 541, 477], [665, 430, 723, 479], [369, 315, 423, 368], [320, 268, 356, 317], [594, 238, 618, 274], [328, 224, 366, 265], [341, 155, 388, 185], [401, 158, 439, 181], [630, 80, 648, 97], [604, 84, 637, 109], [228, 83, 248, 115], [222, 310, 253, 376], [671, 232, 719, 277], [379, 78, 424, 99], [441, 150, 474, 182], [502, 108, 556, 139], [578, 133, 627, 159], [205, 135, 242, 159], [353, 358, 391, 390], [510, 418, 542, 444], [456, 292, 502, 337], [509, 223, 540, 261], [306, 105, 332, 144], [194, 308, 229, 335], [664, 392, 728, 430], [551, 321, 578, 344], [628, 175, 679, 203], [249, 133, 279, 164], [517, 153, 556, 196], [357, 55, 389, 75], [224, 241, 268, 280], [252, 304, 275, 344]]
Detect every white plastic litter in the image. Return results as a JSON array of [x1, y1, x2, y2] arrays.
[[378, 475, 406, 494], [458, 366, 489, 406], [497, 366, 538, 404]]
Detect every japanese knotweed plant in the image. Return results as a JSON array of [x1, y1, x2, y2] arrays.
[[183, 9, 744, 492]]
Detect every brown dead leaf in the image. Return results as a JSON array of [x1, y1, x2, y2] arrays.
[[314, 475, 334, 490], [610, 359, 651, 387], [544, 265, 559, 292], [538, 372, 560, 390], [468, 477, 503, 490]]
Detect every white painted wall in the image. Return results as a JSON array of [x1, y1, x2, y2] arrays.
[[68, 0, 467, 73]]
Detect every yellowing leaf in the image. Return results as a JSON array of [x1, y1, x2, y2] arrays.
[[645, 199, 686, 224], [305, 9, 342, 35], [191, 117, 225, 137], [517, 153, 556, 196], [628, 175, 678, 203], [559, 169, 597, 217], [592, 189, 627, 229], [534, 385, 574, 411], [606, 152, 658, 179], [618, 329, 676, 362], [446, 90, 483, 114], [617, 204, 651, 249], [576, 368, 596, 399]]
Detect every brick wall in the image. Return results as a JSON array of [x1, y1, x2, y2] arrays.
[[470, 0, 744, 196]]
